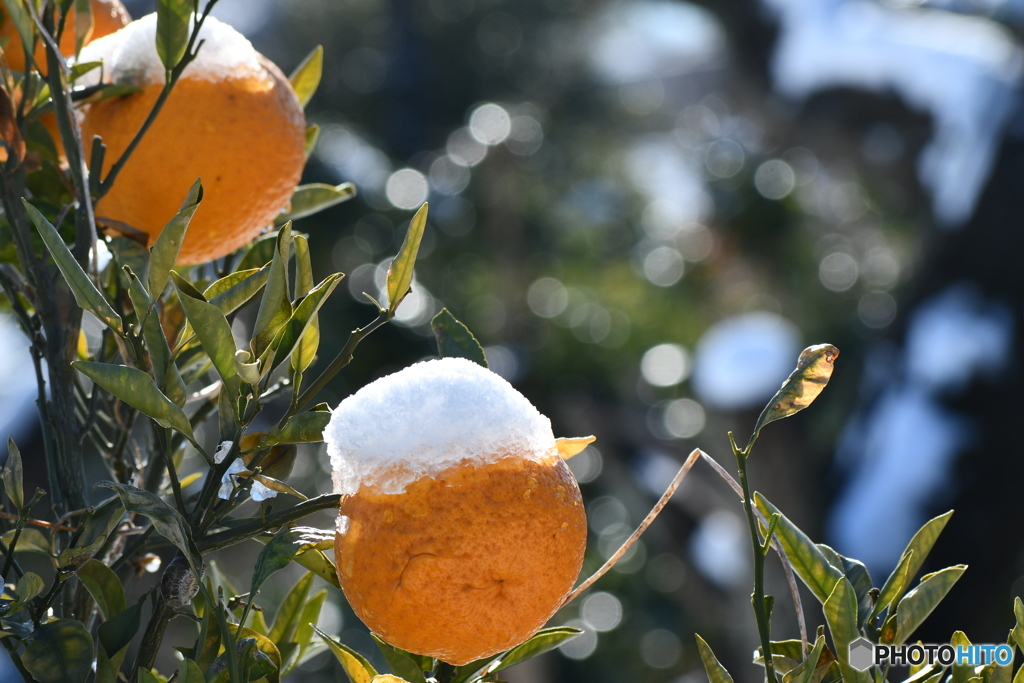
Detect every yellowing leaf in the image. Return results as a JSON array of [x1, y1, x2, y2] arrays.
[[753, 344, 839, 436], [555, 436, 596, 460]]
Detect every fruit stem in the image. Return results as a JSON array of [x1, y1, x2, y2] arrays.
[[562, 448, 703, 606]]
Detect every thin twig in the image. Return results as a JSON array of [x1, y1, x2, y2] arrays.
[[0, 511, 76, 532], [562, 448, 704, 606], [195, 493, 342, 553]]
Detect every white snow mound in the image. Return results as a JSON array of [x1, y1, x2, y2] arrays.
[[78, 13, 264, 86], [325, 358, 556, 495]]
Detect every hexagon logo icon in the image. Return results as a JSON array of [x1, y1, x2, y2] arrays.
[[849, 637, 875, 672]]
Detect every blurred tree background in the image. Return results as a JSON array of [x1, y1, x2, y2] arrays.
[[5, 0, 1023, 681]]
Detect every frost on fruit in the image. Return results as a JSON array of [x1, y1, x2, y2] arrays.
[[78, 13, 265, 86], [324, 357, 558, 496]]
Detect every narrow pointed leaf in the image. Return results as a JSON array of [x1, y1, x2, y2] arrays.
[[3, 437, 24, 509], [73, 361, 195, 441], [294, 589, 327, 662], [871, 550, 915, 622], [373, 637, 429, 683], [155, 0, 191, 71], [304, 124, 320, 157], [894, 565, 967, 645], [894, 511, 954, 600], [753, 344, 839, 435], [790, 635, 828, 683], [251, 527, 325, 598], [0, 0, 33, 54], [556, 436, 596, 460], [1012, 597, 1024, 653], [205, 266, 270, 311], [291, 545, 340, 588], [269, 572, 314, 644], [148, 178, 201, 296], [273, 273, 343, 369], [98, 599, 142, 656], [291, 235, 319, 374], [289, 45, 323, 107], [314, 626, 377, 683], [491, 627, 584, 674], [172, 272, 240, 401], [279, 182, 356, 224], [25, 200, 122, 332], [431, 308, 487, 367], [74, 0, 93, 53], [824, 578, 870, 683], [952, 631, 973, 683], [97, 482, 203, 572], [252, 224, 293, 357], [58, 498, 123, 570], [386, 203, 428, 315], [695, 633, 735, 683], [755, 493, 843, 603], [22, 620, 94, 683]]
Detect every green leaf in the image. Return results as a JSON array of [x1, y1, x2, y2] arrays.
[[314, 626, 378, 683], [252, 224, 293, 357], [14, 572, 44, 608], [3, 436, 24, 509], [871, 550, 915, 623], [74, 0, 92, 53], [98, 599, 142, 656], [77, 559, 126, 619], [894, 565, 968, 645], [291, 235, 319, 375], [304, 124, 320, 158], [386, 203, 428, 315], [264, 409, 331, 445], [58, 497, 124, 570], [273, 273, 344, 369], [892, 511, 954, 602], [251, 527, 321, 599], [790, 635, 829, 683], [1012, 597, 1024, 653], [289, 45, 323, 108], [0, 0, 33, 55], [837, 553, 873, 627], [138, 668, 161, 683], [753, 344, 839, 436], [237, 232, 281, 271], [95, 646, 117, 683], [291, 545, 340, 589], [155, 0, 191, 71], [431, 308, 487, 367], [74, 361, 195, 442], [695, 633, 735, 683], [204, 267, 269, 309], [177, 659, 205, 683], [22, 620, 94, 683], [97, 482, 203, 572], [754, 493, 843, 604], [148, 178, 202, 296], [490, 627, 584, 674], [279, 182, 356, 224], [373, 636, 429, 683], [24, 200, 122, 332], [269, 572, 314, 646], [952, 631, 973, 683], [294, 589, 327, 663], [172, 272, 240, 402], [824, 578, 870, 683]]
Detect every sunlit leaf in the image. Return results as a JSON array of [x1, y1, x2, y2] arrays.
[[279, 182, 356, 225], [294, 589, 327, 663], [250, 527, 325, 600], [3, 436, 24, 509], [172, 272, 240, 402], [73, 361, 195, 442], [555, 436, 596, 460], [291, 235, 319, 375], [871, 550, 915, 622], [148, 179, 201, 297], [696, 633, 735, 683], [431, 308, 487, 367], [0, 0, 33, 54], [263, 409, 331, 445], [155, 0, 191, 71], [789, 635, 829, 683], [373, 636, 429, 683], [272, 273, 344, 369], [894, 565, 967, 645], [952, 631, 973, 683], [490, 627, 584, 674], [205, 267, 270, 312], [889, 511, 954, 606], [753, 344, 839, 436], [177, 659, 204, 683], [824, 578, 870, 683], [269, 572, 313, 646], [304, 124, 320, 158], [1012, 597, 1024, 654], [386, 203, 428, 315], [97, 482, 203, 572], [289, 45, 323, 108], [754, 493, 843, 604], [22, 620, 94, 683], [25, 200, 122, 332], [314, 626, 378, 683], [252, 224, 293, 357]]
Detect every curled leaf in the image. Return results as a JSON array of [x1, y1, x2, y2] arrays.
[[555, 436, 596, 460], [753, 344, 839, 436]]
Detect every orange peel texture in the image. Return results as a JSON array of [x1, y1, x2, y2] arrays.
[[79, 14, 306, 265]]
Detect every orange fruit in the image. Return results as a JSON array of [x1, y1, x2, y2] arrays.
[[78, 14, 306, 265], [0, 0, 129, 74], [326, 358, 588, 666]]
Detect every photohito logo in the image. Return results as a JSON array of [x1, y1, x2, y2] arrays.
[[849, 638, 1013, 672]]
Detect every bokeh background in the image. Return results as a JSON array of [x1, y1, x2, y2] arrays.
[[4, 0, 1024, 680]]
